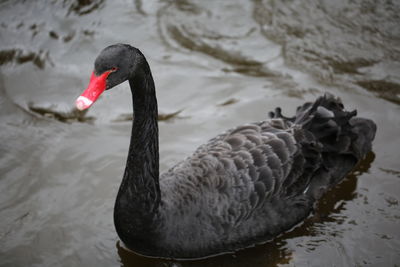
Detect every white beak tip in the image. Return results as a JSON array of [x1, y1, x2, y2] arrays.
[[75, 96, 93, 111]]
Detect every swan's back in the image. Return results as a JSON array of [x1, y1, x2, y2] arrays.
[[157, 94, 376, 258]]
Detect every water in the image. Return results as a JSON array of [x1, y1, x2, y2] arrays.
[[0, 0, 399, 266]]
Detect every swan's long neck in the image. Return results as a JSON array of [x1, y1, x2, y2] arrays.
[[114, 55, 161, 246]]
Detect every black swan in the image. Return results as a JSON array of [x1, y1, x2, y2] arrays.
[[75, 44, 376, 259]]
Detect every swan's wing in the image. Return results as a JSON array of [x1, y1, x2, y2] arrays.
[[160, 118, 314, 228]]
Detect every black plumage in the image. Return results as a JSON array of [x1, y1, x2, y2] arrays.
[[78, 44, 377, 259]]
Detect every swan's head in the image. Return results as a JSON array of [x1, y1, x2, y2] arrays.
[[75, 44, 141, 110]]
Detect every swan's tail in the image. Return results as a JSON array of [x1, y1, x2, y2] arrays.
[[270, 93, 376, 198], [292, 94, 376, 157]]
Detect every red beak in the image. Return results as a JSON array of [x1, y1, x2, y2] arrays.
[[75, 71, 111, 110]]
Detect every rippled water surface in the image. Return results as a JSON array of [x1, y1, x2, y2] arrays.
[[1, 0, 399, 266]]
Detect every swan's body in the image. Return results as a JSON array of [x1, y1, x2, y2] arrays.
[[76, 44, 376, 259]]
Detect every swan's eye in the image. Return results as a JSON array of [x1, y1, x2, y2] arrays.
[[110, 67, 118, 72]]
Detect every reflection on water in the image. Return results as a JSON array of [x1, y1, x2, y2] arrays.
[[0, 48, 49, 69], [0, 0, 399, 266], [159, 0, 400, 103], [28, 104, 95, 123]]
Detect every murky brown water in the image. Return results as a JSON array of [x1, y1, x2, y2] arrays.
[[1, 0, 399, 266]]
